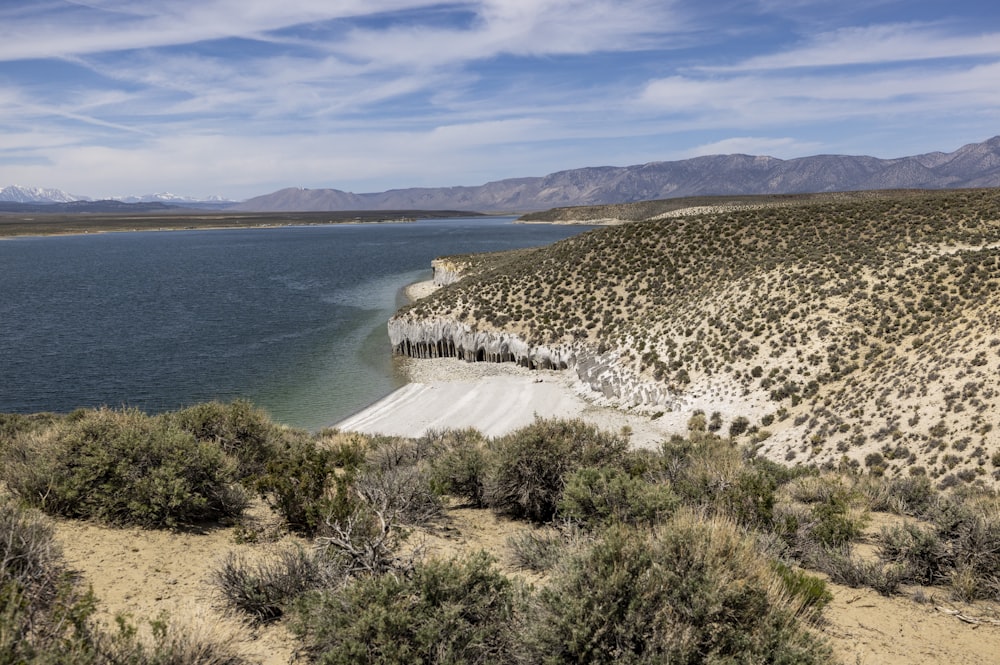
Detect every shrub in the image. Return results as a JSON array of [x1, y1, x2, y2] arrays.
[[665, 436, 776, 529], [169, 400, 276, 479], [945, 508, 1000, 600], [810, 547, 902, 596], [314, 464, 441, 580], [353, 462, 442, 528], [506, 529, 566, 572], [809, 499, 867, 548], [212, 545, 329, 624], [558, 466, 677, 527], [0, 496, 95, 661], [524, 513, 833, 664], [863, 475, 937, 517], [255, 434, 342, 534], [877, 522, 949, 586], [485, 418, 629, 523], [729, 416, 751, 437], [427, 428, 491, 506], [291, 552, 520, 665], [771, 561, 833, 615], [2, 407, 248, 527]]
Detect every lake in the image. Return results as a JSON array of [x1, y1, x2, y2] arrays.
[[0, 217, 592, 430]]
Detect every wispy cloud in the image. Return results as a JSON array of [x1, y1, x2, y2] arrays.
[[708, 22, 1000, 71], [0, 0, 997, 198], [679, 137, 822, 159]]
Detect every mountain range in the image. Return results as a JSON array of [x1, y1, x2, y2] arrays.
[[6, 136, 1000, 213], [232, 136, 1000, 212], [0, 186, 234, 207]]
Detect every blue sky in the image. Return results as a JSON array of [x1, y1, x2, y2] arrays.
[[0, 0, 998, 200]]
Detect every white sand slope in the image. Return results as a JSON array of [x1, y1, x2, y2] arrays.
[[334, 375, 588, 438]]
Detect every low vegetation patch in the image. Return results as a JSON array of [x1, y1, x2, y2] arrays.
[[1, 406, 249, 527], [7, 400, 1000, 663]]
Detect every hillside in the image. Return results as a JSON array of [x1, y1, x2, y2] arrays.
[[391, 188, 1000, 486], [233, 137, 1000, 212]]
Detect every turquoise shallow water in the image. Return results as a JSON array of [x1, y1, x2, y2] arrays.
[[0, 217, 593, 430]]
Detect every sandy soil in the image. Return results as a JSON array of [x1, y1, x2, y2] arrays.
[[54, 504, 1000, 665], [54, 511, 304, 664]]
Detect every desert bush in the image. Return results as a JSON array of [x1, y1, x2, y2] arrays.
[[364, 434, 430, 471], [313, 463, 440, 579], [810, 547, 903, 596], [94, 614, 252, 665], [558, 466, 677, 528], [212, 545, 329, 624], [291, 551, 520, 665], [750, 456, 819, 487], [861, 474, 937, 517], [664, 436, 776, 529], [771, 561, 833, 615], [485, 418, 629, 523], [945, 508, 1000, 600], [427, 428, 491, 506], [506, 528, 566, 572], [169, 399, 276, 479], [523, 512, 833, 664], [353, 462, 442, 528], [0, 495, 95, 662], [255, 434, 343, 534], [2, 407, 248, 528], [808, 498, 868, 548], [877, 522, 950, 586], [0, 412, 62, 448]]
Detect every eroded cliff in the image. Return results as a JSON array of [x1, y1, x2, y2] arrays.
[[388, 313, 680, 411]]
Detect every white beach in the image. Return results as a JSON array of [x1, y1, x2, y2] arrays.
[[334, 278, 673, 447]]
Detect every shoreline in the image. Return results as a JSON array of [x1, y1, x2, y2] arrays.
[[335, 278, 673, 448], [0, 219, 425, 241]]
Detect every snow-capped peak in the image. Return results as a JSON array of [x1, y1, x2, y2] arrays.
[[0, 185, 86, 203]]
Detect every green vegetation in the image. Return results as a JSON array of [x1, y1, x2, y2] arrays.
[[523, 515, 833, 664], [291, 552, 521, 665], [7, 399, 1000, 662], [485, 418, 629, 522], [2, 406, 249, 527], [400, 188, 1000, 484]]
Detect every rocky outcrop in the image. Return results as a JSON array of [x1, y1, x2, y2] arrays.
[[431, 259, 467, 286], [388, 314, 681, 411], [388, 316, 572, 369]]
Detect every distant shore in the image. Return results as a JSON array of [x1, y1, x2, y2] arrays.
[[0, 210, 484, 239]]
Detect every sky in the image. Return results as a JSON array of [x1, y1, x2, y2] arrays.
[[0, 0, 998, 201]]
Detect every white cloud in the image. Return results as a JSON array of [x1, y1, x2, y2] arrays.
[[638, 60, 1000, 127], [706, 23, 1000, 71], [679, 137, 822, 159]]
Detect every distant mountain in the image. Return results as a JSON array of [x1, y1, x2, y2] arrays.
[[234, 136, 1000, 212], [0, 200, 178, 214], [111, 192, 236, 205], [0, 185, 87, 204], [0, 185, 234, 208]]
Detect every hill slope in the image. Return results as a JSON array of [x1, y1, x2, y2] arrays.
[[235, 137, 1000, 212], [391, 188, 1000, 486]]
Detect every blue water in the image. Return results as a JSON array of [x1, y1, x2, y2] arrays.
[[0, 218, 592, 430]]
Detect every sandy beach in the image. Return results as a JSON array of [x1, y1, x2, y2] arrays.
[[333, 279, 673, 447]]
